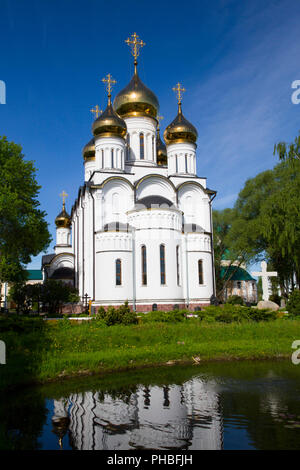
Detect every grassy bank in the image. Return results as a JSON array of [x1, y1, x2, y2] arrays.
[[1, 317, 300, 391]]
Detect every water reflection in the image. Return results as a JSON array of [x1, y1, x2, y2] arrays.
[[52, 379, 223, 450], [2, 361, 300, 450]]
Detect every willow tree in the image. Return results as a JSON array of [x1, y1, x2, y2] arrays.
[[0, 136, 51, 282]]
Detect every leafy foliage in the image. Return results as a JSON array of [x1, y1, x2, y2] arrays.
[[0, 136, 51, 282], [226, 295, 244, 305], [96, 301, 138, 326], [9, 280, 79, 314], [286, 290, 300, 316]]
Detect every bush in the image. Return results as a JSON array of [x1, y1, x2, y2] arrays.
[[95, 302, 138, 326], [0, 315, 45, 333], [226, 295, 244, 305], [286, 290, 300, 316], [200, 304, 277, 323], [140, 310, 187, 323]]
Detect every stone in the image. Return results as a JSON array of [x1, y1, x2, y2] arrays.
[[257, 300, 279, 311]]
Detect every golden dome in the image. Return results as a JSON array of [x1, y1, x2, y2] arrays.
[[55, 205, 71, 228], [92, 101, 127, 139], [113, 70, 159, 119], [82, 138, 95, 161], [164, 103, 198, 145], [156, 131, 167, 165]]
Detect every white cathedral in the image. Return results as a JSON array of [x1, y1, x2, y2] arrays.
[[42, 33, 217, 312]]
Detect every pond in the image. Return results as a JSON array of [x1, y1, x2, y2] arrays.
[[1, 360, 300, 450]]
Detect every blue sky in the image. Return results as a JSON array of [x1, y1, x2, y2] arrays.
[[1, 0, 299, 269]]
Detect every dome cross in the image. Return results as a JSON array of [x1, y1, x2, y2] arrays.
[[90, 105, 103, 119], [172, 82, 186, 105], [59, 190, 68, 209], [102, 74, 117, 104], [125, 32, 146, 72]]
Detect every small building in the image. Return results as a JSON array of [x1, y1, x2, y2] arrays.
[[0, 269, 43, 309], [221, 265, 257, 304]]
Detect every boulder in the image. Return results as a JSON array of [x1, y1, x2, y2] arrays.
[[257, 300, 279, 311]]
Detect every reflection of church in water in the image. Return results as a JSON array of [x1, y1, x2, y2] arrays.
[[52, 378, 223, 450]]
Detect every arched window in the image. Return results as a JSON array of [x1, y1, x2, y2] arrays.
[[160, 244, 166, 285], [140, 133, 144, 159], [198, 260, 203, 285], [116, 259, 122, 285], [101, 149, 104, 167], [111, 148, 114, 168], [141, 245, 147, 285], [185, 154, 188, 173], [175, 155, 178, 173], [176, 245, 180, 286]]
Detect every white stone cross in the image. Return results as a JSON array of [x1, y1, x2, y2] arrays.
[[251, 261, 277, 301]]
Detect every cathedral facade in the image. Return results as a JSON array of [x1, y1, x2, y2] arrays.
[[42, 33, 216, 312]]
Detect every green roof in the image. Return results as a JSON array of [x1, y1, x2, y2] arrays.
[[220, 266, 255, 282], [26, 269, 43, 280]]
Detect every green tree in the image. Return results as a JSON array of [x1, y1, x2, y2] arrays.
[[40, 280, 79, 314], [229, 159, 300, 296], [274, 132, 300, 162], [0, 136, 51, 282], [213, 208, 251, 299]]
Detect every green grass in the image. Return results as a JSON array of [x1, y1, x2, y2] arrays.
[[1, 318, 300, 391]]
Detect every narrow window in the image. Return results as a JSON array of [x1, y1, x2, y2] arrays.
[[111, 148, 114, 168], [141, 245, 147, 285], [126, 134, 130, 160], [160, 244, 166, 285], [140, 133, 144, 159], [116, 259, 122, 285], [175, 155, 178, 173], [176, 245, 180, 285], [101, 149, 104, 167], [185, 154, 188, 173], [152, 135, 154, 160], [237, 281, 241, 289], [198, 260, 203, 285]]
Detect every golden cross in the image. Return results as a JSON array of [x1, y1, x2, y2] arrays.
[[90, 104, 102, 119], [172, 82, 186, 104], [125, 32, 145, 63], [157, 115, 164, 130], [60, 190, 68, 208], [102, 73, 117, 97]]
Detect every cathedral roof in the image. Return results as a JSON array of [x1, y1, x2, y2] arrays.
[[164, 102, 198, 145], [55, 205, 71, 228], [113, 69, 159, 119], [82, 138, 95, 161], [92, 101, 127, 139]]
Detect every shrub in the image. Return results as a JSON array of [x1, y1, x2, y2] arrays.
[[96, 302, 138, 326], [286, 290, 300, 316], [200, 304, 277, 323], [140, 310, 187, 323], [226, 295, 244, 305]]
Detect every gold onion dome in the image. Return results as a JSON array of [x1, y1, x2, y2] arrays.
[[55, 205, 71, 228], [92, 74, 127, 139], [92, 101, 127, 138], [82, 138, 95, 161], [113, 33, 159, 119], [164, 103, 198, 145], [164, 82, 198, 145], [113, 70, 159, 119]]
